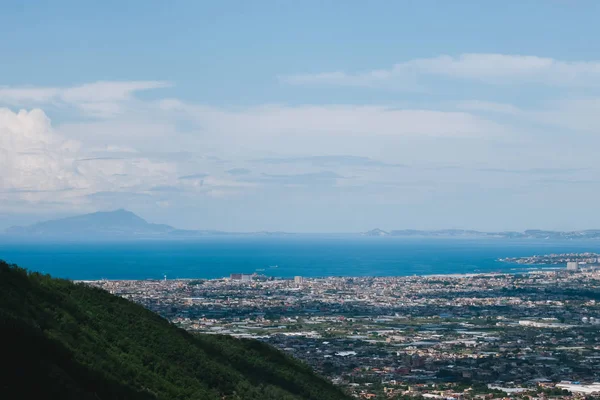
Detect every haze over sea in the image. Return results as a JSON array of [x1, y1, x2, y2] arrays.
[[1, 237, 600, 281]]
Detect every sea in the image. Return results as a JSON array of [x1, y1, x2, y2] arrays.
[[1, 236, 599, 281]]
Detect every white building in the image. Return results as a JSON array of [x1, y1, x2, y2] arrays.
[[557, 382, 600, 394]]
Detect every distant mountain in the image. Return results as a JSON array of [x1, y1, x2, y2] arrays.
[[362, 228, 390, 236], [5, 209, 179, 239], [7, 211, 600, 241], [3, 210, 293, 240], [0, 260, 349, 400], [363, 228, 600, 240], [389, 229, 492, 238]]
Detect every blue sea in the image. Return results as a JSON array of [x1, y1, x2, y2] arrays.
[[1, 236, 599, 280]]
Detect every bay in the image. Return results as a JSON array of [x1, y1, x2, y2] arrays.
[[1, 236, 599, 280]]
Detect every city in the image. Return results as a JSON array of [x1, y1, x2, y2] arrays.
[[85, 262, 600, 399], [4, 2, 600, 398]]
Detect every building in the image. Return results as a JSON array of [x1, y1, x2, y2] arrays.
[[230, 273, 253, 281], [567, 262, 579, 271], [294, 276, 304, 284], [557, 382, 600, 394]]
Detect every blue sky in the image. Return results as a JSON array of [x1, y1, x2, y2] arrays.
[[1, 0, 600, 232]]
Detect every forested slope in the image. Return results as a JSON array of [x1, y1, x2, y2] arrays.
[[0, 260, 349, 400]]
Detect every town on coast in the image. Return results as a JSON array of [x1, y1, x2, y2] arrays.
[[84, 259, 600, 399]]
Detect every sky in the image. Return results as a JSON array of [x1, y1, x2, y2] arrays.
[[1, 0, 600, 232]]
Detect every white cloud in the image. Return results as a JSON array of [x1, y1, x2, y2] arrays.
[[58, 119, 184, 151], [0, 108, 85, 194], [150, 102, 513, 166], [60, 81, 170, 103], [89, 145, 139, 154], [0, 81, 170, 117], [282, 54, 600, 88], [457, 97, 600, 133], [529, 97, 600, 132], [0, 87, 60, 103], [4, 72, 600, 226], [0, 107, 179, 209], [74, 157, 176, 192], [206, 105, 493, 137]]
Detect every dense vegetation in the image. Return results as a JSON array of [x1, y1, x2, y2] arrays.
[[0, 261, 349, 400]]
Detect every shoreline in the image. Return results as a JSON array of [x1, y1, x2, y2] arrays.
[[74, 267, 566, 283]]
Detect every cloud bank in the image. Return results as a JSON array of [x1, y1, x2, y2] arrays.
[[3, 53, 600, 230], [282, 54, 600, 88]]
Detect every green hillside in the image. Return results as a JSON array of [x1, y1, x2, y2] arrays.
[[0, 261, 349, 400]]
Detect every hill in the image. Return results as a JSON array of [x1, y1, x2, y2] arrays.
[[0, 261, 349, 400], [5, 209, 178, 239], [3, 210, 293, 240], [362, 228, 389, 236]]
